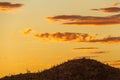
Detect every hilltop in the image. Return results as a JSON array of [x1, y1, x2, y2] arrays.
[[0, 58, 120, 80]]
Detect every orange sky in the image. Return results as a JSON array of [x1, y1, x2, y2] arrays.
[[0, 0, 120, 77]]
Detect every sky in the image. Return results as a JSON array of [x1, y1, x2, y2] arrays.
[[0, 0, 120, 77]]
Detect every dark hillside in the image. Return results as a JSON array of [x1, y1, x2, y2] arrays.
[[1, 58, 120, 80]]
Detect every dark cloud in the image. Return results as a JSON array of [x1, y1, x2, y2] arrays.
[[73, 47, 98, 50], [92, 7, 120, 13], [46, 14, 120, 26], [34, 32, 95, 42], [89, 36, 120, 43], [0, 2, 23, 12], [90, 51, 107, 54], [74, 56, 98, 59]]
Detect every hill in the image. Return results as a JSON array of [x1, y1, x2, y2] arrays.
[[0, 58, 120, 80]]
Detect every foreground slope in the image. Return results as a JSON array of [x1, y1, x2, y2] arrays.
[[1, 58, 120, 80]]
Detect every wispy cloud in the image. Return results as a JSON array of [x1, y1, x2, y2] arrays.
[[73, 47, 98, 50], [74, 56, 98, 59], [34, 32, 95, 42], [0, 2, 23, 12], [90, 51, 107, 54], [90, 36, 120, 43], [92, 7, 120, 13], [23, 28, 33, 35], [112, 2, 120, 7], [104, 60, 120, 68], [46, 14, 120, 26]]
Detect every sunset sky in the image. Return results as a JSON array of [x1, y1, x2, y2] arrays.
[[0, 0, 120, 77]]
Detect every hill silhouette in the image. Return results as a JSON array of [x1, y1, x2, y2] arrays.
[[0, 58, 120, 80]]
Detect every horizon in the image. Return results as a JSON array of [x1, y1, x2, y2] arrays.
[[0, 0, 120, 78]]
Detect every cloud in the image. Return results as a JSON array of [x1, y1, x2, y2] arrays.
[[92, 7, 120, 13], [89, 36, 120, 43], [0, 2, 23, 12], [90, 51, 107, 54], [34, 32, 95, 42], [46, 14, 120, 26], [23, 28, 33, 35], [23, 28, 120, 44], [74, 56, 98, 59], [34, 32, 120, 44], [104, 60, 120, 68], [112, 3, 120, 7], [73, 47, 98, 50]]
